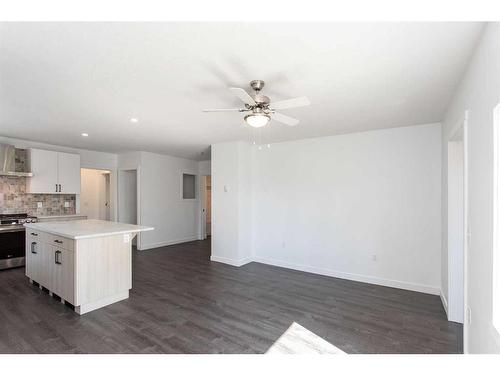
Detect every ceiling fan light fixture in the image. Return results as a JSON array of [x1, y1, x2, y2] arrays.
[[244, 113, 270, 128]]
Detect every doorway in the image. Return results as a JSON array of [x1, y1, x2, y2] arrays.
[[80, 168, 112, 220], [118, 169, 139, 245], [447, 123, 467, 324], [200, 175, 211, 239]]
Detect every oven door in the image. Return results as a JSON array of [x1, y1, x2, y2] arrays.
[[0, 227, 25, 269]]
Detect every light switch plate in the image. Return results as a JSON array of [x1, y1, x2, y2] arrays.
[[37, 202, 43, 208], [64, 201, 70, 208], [466, 306, 472, 325]]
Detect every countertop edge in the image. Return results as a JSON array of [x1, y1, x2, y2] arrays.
[[36, 214, 88, 219], [24, 223, 154, 240]]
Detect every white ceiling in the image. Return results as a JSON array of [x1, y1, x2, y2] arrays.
[[0, 22, 484, 160]]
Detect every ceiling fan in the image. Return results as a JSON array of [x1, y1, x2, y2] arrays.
[[203, 80, 310, 128]]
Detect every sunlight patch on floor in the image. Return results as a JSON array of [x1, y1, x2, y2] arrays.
[[266, 322, 346, 354]]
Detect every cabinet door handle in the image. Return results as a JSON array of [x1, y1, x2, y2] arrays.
[[55, 250, 62, 265], [54, 239, 63, 244], [30, 232, 38, 236], [31, 242, 37, 254], [56, 183, 58, 192], [59, 184, 62, 192]]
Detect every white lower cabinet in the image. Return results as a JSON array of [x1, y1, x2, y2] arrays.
[[25, 238, 42, 284], [25, 230, 132, 315], [49, 245, 75, 304], [26, 233, 75, 305]]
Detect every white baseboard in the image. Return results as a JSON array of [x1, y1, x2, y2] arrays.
[[139, 236, 199, 251], [253, 256, 440, 295], [210, 255, 253, 267], [440, 290, 449, 317]]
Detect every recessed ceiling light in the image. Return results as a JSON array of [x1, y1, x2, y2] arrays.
[[81, 133, 89, 137], [130, 118, 139, 123]]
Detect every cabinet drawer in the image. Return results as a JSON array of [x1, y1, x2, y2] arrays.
[[27, 230, 45, 242], [46, 234, 74, 251]]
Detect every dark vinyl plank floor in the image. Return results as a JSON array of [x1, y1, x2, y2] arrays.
[[0, 239, 462, 354]]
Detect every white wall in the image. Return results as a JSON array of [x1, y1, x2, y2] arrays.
[[117, 151, 141, 170], [446, 138, 465, 323], [238, 142, 253, 262], [441, 23, 500, 353], [252, 123, 442, 294], [211, 142, 253, 265], [135, 151, 200, 250], [116, 151, 206, 249], [211, 125, 441, 294], [198, 160, 211, 176]]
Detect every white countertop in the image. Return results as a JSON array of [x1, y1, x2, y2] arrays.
[[24, 219, 154, 240]]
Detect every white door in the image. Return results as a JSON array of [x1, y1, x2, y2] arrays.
[[205, 176, 211, 236], [118, 170, 138, 246], [58, 152, 81, 194], [118, 170, 137, 224], [104, 173, 111, 220], [26, 149, 58, 193]]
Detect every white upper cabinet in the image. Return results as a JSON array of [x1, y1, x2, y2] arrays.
[[26, 149, 59, 193], [27, 149, 81, 194], [58, 153, 81, 194]]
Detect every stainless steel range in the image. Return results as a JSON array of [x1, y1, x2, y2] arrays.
[[0, 213, 37, 270]]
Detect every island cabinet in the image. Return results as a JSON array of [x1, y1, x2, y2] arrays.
[[24, 220, 153, 315], [26, 231, 76, 304]]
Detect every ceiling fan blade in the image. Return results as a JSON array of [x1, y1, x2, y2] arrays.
[[203, 108, 244, 112], [270, 96, 310, 110], [229, 87, 256, 105], [272, 112, 300, 126]]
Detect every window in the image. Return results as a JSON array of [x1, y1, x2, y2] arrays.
[[494, 102, 500, 332], [182, 173, 196, 199]]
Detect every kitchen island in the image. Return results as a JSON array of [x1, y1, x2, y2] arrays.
[[24, 219, 153, 314]]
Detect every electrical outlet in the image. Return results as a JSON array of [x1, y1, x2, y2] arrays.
[[37, 202, 43, 208], [64, 201, 70, 208], [372, 254, 378, 261]]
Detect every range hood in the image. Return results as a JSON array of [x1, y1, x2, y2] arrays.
[[0, 144, 33, 177]]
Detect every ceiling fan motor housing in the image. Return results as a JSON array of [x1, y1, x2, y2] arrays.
[[250, 79, 265, 92], [253, 94, 270, 105], [250, 80, 270, 108]]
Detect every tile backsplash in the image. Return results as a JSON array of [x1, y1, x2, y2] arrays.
[[0, 176, 76, 216]]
